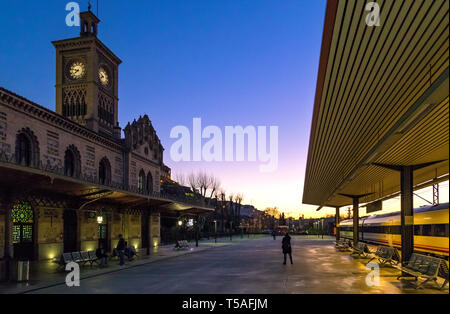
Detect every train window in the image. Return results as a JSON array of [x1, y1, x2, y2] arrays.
[[433, 224, 447, 237], [414, 225, 421, 235], [422, 225, 432, 236]]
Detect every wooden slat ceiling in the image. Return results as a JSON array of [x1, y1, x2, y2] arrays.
[[303, 0, 449, 207]]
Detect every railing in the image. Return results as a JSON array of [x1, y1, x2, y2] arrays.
[[0, 150, 212, 209]]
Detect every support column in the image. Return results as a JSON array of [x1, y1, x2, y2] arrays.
[[339, 193, 372, 246], [2, 189, 13, 281], [373, 161, 443, 267], [149, 211, 160, 248], [335, 207, 340, 241], [400, 166, 414, 266], [352, 198, 359, 245]]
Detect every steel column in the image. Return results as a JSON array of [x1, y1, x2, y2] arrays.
[[335, 207, 340, 241], [352, 197, 359, 245], [400, 166, 414, 266]]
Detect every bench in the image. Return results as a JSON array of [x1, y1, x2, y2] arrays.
[[396, 253, 449, 290], [335, 239, 352, 251], [60, 252, 74, 266], [367, 246, 400, 267], [174, 240, 190, 250], [351, 242, 371, 258], [60, 251, 98, 267], [82, 251, 99, 266]]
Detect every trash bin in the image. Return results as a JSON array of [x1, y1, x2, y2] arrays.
[[12, 260, 30, 282]]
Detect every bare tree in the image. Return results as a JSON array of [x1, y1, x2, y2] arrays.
[[234, 193, 243, 226], [174, 172, 186, 186]]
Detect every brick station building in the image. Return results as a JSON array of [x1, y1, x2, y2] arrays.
[[0, 11, 212, 265]]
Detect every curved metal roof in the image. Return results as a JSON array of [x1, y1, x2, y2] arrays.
[[303, 0, 449, 207]]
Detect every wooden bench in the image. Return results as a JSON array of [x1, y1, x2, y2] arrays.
[[396, 253, 449, 290], [174, 240, 190, 250], [367, 246, 400, 267], [351, 242, 371, 258]]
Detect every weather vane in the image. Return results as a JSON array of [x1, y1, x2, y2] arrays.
[[88, 0, 92, 12]]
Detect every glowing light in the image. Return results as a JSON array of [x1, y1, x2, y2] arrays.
[[97, 216, 103, 224], [178, 220, 183, 226]]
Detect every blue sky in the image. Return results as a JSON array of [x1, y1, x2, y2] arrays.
[[0, 0, 329, 216]]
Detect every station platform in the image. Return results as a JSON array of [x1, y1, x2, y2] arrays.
[[1, 235, 448, 294]]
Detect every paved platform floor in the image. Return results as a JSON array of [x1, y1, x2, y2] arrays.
[[3, 236, 449, 294]]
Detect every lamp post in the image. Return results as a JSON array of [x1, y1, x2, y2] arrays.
[[178, 219, 183, 242], [195, 215, 199, 248], [214, 220, 217, 243], [230, 221, 233, 241]]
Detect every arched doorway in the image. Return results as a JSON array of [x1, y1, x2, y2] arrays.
[[63, 209, 78, 252], [146, 171, 153, 194], [138, 169, 146, 193], [98, 157, 111, 185], [16, 134, 32, 166], [64, 145, 81, 178], [12, 203, 34, 260], [15, 128, 40, 168], [64, 150, 75, 177]]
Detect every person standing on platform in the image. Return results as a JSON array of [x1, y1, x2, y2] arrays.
[[282, 233, 293, 265], [117, 234, 126, 266]]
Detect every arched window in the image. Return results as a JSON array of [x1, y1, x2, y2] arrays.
[[16, 134, 31, 166], [65, 150, 75, 177], [138, 169, 146, 193], [146, 171, 153, 194], [99, 157, 111, 185], [64, 145, 81, 177], [15, 128, 39, 168]]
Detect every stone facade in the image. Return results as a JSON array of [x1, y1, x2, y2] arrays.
[[0, 10, 168, 261]]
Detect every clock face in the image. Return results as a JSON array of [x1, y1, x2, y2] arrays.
[[98, 67, 109, 86], [69, 61, 86, 80]]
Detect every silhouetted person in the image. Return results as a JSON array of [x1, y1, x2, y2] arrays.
[[272, 230, 276, 240], [117, 234, 126, 266], [96, 242, 108, 268], [282, 233, 293, 265]]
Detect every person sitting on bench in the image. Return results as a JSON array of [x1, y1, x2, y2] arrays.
[[124, 242, 136, 260]]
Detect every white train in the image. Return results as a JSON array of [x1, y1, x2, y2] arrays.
[[340, 203, 449, 259]]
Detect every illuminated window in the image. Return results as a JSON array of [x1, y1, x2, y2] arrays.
[[12, 203, 34, 223], [12, 203, 34, 245]]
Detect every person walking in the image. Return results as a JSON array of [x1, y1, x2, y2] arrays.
[[272, 230, 276, 240], [282, 233, 293, 265], [117, 234, 126, 266]]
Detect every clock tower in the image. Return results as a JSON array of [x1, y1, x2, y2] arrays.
[[52, 10, 122, 138]]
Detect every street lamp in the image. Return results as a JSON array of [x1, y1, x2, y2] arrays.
[[213, 220, 217, 243]]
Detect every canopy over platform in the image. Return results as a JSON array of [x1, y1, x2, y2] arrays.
[[303, 0, 449, 208], [0, 160, 214, 214]]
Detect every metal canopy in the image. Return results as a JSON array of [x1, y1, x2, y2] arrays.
[[303, 0, 449, 208]]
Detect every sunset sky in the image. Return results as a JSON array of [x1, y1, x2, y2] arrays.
[[1, 0, 447, 218]]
